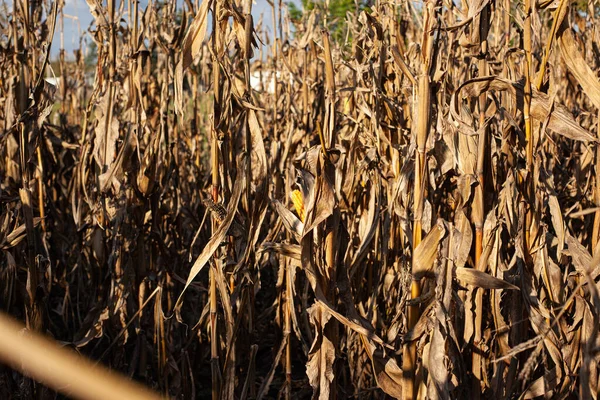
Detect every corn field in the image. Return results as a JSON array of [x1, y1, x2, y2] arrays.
[[1, 0, 600, 398]]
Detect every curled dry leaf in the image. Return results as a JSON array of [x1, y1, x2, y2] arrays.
[[547, 194, 565, 256], [413, 220, 447, 279], [1, 218, 43, 250], [175, 167, 245, 308], [348, 177, 380, 277], [565, 234, 600, 280], [175, 0, 211, 116], [455, 267, 519, 290], [558, 22, 600, 110], [306, 303, 336, 400], [451, 207, 473, 270], [261, 242, 302, 265], [450, 76, 597, 142], [93, 92, 120, 173], [272, 200, 303, 242], [302, 171, 335, 237], [359, 335, 403, 398]]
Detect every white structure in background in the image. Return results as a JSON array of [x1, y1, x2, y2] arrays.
[[250, 70, 294, 94], [44, 77, 61, 88]]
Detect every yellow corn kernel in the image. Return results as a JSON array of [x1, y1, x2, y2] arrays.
[[291, 189, 305, 223]]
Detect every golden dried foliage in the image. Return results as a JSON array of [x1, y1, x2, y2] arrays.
[[1, 0, 600, 398]]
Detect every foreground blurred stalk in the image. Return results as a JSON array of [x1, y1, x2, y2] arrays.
[[0, 312, 161, 400]]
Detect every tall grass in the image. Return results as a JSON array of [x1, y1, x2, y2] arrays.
[[1, 0, 600, 398]]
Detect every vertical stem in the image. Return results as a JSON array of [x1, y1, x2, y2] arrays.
[[59, 1, 66, 116], [322, 31, 338, 400], [523, 0, 534, 249], [270, 0, 278, 140], [243, 1, 255, 396], [210, 1, 222, 399], [594, 109, 600, 255], [278, 0, 283, 46], [302, 48, 309, 132], [284, 165, 296, 400], [284, 258, 292, 400], [133, 0, 139, 50], [244, 0, 253, 215], [472, 4, 489, 397], [403, 2, 438, 398], [209, 263, 219, 400], [36, 148, 46, 233]]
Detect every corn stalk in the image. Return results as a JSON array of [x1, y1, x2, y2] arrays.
[[322, 30, 339, 400], [471, 2, 490, 396], [210, 0, 223, 398], [403, 2, 439, 398], [523, 0, 534, 249]]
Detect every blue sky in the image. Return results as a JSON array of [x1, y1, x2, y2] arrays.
[[0, 0, 295, 58]]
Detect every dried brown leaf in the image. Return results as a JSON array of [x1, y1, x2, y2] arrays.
[[302, 172, 335, 237], [455, 268, 519, 290], [175, 0, 211, 115], [175, 168, 245, 307], [450, 76, 597, 142], [93, 92, 119, 172], [558, 23, 600, 110], [306, 303, 335, 400], [413, 220, 446, 279]]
